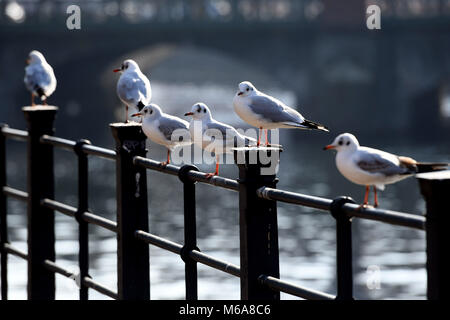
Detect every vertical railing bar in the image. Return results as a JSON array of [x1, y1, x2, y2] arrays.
[[330, 196, 355, 300], [74, 139, 91, 301], [111, 123, 150, 300], [178, 165, 200, 300], [235, 148, 281, 300], [417, 171, 450, 300], [0, 124, 8, 300], [23, 106, 58, 300]]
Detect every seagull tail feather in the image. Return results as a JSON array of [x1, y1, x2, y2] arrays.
[[137, 101, 146, 111], [301, 119, 329, 132], [36, 87, 47, 100], [415, 162, 449, 173]]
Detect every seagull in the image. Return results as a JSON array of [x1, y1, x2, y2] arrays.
[[233, 81, 329, 146], [185, 102, 256, 178], [324, 133, 449, 207], [114, 59, 151, 123], [132, 104, 191, 166], [24, 50, 57, 106]]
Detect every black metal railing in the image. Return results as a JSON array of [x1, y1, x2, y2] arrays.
[[0, 106, 449, 300]]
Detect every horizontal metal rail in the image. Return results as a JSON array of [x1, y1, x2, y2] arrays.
[[41, 198, 117, 233], [3, 186, 28, 202], [257, 187, 332, 211], [342, 202, 425, 230], [82, 277, 118, 300], [134, 156, 239, 191], [40, 135, 116, 160], [135, 230, 240, 277], [82, 144, 116, 160], [135, 230, 182, 255], [3, 243, 28, 260], [43, 259, 75, 279], [41, 198, 76, 218], [1, 127, 28, 141], [39, 135, 76, 151], [189, 250, 240, 278], [258, 275, 335, 300], [82, 212, 117, 233], [42, 259, 118, 299], [257, 187, 425, 230]]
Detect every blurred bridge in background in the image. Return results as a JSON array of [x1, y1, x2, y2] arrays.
[[1, 0, 450, 28], [0, 0, 449, 144]]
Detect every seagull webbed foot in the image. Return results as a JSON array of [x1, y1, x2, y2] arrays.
[[357, 203, 372, 211], [205, 173, 217, 179]]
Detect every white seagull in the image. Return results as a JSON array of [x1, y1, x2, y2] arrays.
[[24, 50, 57, 106], [185, 102, 256, 178], [324, 133, 448, 207], [233, 81, 329, 146], [114, 59, 151, 122], [132, 104, 191, 166]]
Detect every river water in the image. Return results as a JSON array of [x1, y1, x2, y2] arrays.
[[3, 81, 449, 300]]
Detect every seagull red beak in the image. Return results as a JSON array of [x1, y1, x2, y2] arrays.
[[184, 112, 194, 116], [323, 145, 335, 150], [131, 112, 142, 117], [113, 68, 121, 73]]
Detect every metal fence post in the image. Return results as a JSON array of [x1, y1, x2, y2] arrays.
[[74, 139, 91, 300], [234, 148, 280, 300], [23, 106, 58, 300], [0, 124, 7, 299], [178, 164, 200, 300], [110, 123, 149, 300], [330, 196, 355, 300], [417, 170, 450, 300]]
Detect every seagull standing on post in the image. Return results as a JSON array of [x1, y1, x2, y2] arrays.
[[24, 50, 57, 106], [324, 133, 449, 207], [132, 104, 191, 166], [114, 59, 151, 122], [185, 102, 256, 178], [233, 81, 329, 146]]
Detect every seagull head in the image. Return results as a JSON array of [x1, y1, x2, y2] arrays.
[[236, 81, 256, 97], [184, 102, 212, 120], [324, 133, 359, 152], [114, 59, 140, 73], [27, 50, 46, 65], [131, 103, 162, 119]]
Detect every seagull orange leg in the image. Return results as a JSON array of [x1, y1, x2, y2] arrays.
[[125, 105, 129, 123], [358, 185, 370, 209], [373, 186, 379, 208], [31, 93, 35, 106], [205, 155, 219, 179], [161, 149, 171, 167], [257, 127, 262, 147], [265, 129, 269, 146]]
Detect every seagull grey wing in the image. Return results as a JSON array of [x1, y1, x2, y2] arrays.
[[248, 95, 304, 124], [205, 121, 237, 140], [118, 74, 149, 104], [355, 151, 411, 176], [205, 121, 252, 147], [24, 66, 51, 92], [158, 117, 190, 142]]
